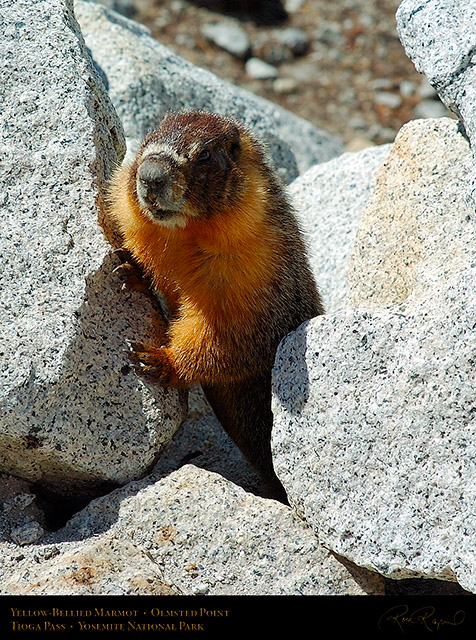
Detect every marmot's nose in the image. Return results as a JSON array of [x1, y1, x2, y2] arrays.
[[137, 159, 171, 205]]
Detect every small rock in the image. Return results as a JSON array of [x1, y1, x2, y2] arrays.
[[284, 0, 305, 12], [274, 28, 309, 56], [399, 79, 417, 97], [368, 124, 396, 143], [252, 43, 291, 66], [96, 0, 136, 18], [191, 582, 210, 595], [375, 91, 402, 109], [348, 116, 367, 131], [345, 137, 374, 152], [379, 127, 397, 142], [245, 57, 278, 79], [272, 77, 298, 94], [174, 33, 196, 49], [170, 0, 186, 12], [0, 474, 47, 543], [11, 522, 44, 546], [414, 99, 449, 119], [201, 22, 251, 59], [2, 492, 36, 513], [252, 28, 309, 66], [369, 78, 393, 91]]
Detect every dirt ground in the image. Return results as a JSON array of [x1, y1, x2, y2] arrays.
[[120, 0, 441, 150]]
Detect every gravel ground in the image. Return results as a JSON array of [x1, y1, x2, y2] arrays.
[[106, 0, 451, 150]]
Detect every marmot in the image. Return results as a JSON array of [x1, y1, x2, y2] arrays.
[[106, 111, 323, 502]]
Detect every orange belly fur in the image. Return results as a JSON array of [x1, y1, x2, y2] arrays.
[[108, 162, 277, 386]]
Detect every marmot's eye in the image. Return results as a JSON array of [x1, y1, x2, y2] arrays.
[[229, 142, 240, 156], [198, 149, 211, 163]]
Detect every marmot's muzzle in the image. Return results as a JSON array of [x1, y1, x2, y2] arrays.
[[136, 155, 184, 213]]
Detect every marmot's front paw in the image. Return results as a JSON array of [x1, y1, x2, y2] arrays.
[[125, 340, 174, 385], [113, 250, 149, 293]]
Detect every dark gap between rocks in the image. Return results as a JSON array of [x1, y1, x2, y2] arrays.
[[32, 481, 119, 533]]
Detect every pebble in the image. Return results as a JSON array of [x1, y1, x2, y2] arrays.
[[97, 0, 137, 17], [11, 522, 44, 546], [345, 136, 374, 152], [414, 99, 449, 119], [170, 0, 185, 12], [2, 492, 36, 513], [201, 22, 251, 60], [272, 77, 298, 94], [399, 79, 417, 97], [349, 115, 367, 130], [369, 78, 393, 90], [375, 91, 403, 109], [284, 0, 306, 12], [378, 127, 397, 142], [174, 33, 196, 49], [245, 57, 278, 80], [252, 27, 309, 66], [274, 28, 309, 56], [368, 123, 396, 142], [191, 582, 210, 595]]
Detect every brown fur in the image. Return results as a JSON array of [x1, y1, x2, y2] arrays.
[[106, 111, 323, 501]]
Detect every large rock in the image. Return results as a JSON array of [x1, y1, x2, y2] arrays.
[[1, 533, 179, 596], [396, 0, 476, 208], [347, 118, 472, 306], [288, 144, 391, 313], [396, 0, 476, 128], [0, 466, 381, 595], [272, 118, 476, 592], [0, 0, 186, 500], [73, 0, 343, 184]]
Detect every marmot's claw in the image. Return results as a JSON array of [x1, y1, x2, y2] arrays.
[[130, 362, 167, 384], [114, 266, 148, 293], [124, 341, 171, 385], [125, 340, 160, 365], [113, 262, 135, 276], [125, 340, 145, 360]]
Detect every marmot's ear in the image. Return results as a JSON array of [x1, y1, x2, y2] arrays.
[[227, 128, 242, 160]]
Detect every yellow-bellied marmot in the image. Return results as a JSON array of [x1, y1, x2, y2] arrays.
[[106, 111, 323, 502]]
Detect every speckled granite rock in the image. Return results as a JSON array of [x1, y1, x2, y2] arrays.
[[0, 0, 186, 499], [288, 144, 391, 313], [73, 0, 344, 184], [396, 0, 476, 208], [396, 0, 476, 126], [0, 466, 382, 595], [1, 534, 179, 595], [272, 117, 476, 593], [347, 118, 472, 307]]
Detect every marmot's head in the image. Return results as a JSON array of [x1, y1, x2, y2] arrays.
[[130, 111, 258, 229]]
